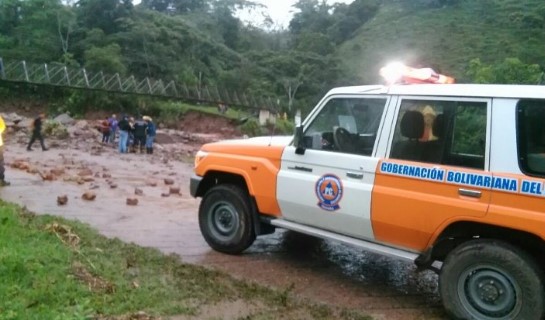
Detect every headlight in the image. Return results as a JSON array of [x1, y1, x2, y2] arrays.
[[194, 150, 208, 167]]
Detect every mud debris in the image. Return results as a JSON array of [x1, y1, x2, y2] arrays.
[[169, 186, 181, 195], [126, 198, 139, 206], [82, 191, 97, 201], [57, 195, 68, 205]]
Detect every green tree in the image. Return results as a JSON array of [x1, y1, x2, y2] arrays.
[[84, 43, 127, 74], [76, 0, 133, 34], [467, 58, 542, 84]]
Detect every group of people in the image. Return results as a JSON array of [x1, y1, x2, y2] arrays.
[[100, 114, 156, 154], [0, 112, 157, 188]]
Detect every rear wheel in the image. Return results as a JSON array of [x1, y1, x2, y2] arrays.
[[199, 184, 256, 254], [439, 239, 545, 320]]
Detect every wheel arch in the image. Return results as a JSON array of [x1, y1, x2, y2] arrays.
[[194, 170, 251, 198], [196, 170, 274, 236], [429, 221, 545, 263]]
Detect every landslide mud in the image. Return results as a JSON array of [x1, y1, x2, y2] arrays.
[[0, 140, 445, 319]]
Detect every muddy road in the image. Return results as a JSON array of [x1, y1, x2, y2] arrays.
[[0, 137, 446, 320]]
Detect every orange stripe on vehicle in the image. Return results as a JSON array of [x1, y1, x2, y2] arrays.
[[371, 160, 491, 251], [485, 172, 545, 240], [196, 144, 285, 217]]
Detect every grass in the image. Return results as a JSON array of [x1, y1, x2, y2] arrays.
[[0, 201, 372, 320]]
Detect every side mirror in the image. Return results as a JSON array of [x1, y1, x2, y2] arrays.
[[294, 125, 306, 155]]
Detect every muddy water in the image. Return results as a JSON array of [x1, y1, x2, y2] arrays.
[[0, 142, 446, 320]]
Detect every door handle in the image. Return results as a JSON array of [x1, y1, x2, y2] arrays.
[[346, 172, 363, 179], [288, 166, 313, 173], [458, 188, 482, 198]]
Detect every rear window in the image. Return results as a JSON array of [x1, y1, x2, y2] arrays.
[[517, 99, 545, 177], [390, 99, 487, 170]]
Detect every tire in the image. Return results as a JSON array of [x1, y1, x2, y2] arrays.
[[439, 239, 545, 320], [198, 184, 256, 254]]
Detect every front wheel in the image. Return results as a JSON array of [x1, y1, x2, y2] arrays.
[[199, 184, 256, 254], [439, 239, 545, 320]]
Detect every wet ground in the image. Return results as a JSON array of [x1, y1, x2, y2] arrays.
[[0, 141, 447, 319]]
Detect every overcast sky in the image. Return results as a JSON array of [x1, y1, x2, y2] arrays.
[[237, 0, 354, 29]]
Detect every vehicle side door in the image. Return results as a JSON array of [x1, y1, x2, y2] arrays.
[[276, 95, 390, 240], [372, 97, 492, 251]]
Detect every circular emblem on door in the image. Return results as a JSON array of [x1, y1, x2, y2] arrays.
[[315, 174, 343, 211]]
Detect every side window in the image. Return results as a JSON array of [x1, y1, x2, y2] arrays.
[[390, 99, 487, 170], [303, 97, 387, 156], [517, 99, 545, 177]]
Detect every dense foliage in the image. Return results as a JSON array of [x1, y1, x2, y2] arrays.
[[1, 0, 544, 117]]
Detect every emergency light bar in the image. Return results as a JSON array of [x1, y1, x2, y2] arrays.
[[380, 62, 455, 85]]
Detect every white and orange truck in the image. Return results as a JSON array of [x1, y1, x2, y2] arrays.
[[190, 68, 545, 319]]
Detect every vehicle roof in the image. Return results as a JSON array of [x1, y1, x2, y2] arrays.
[[327, 84, 545, 99]]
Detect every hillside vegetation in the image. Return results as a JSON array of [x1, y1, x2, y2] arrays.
[[338, 0, 545, 84], [0, 0, 544, 116]]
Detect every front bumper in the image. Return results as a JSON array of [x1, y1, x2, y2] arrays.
[[190, 175, 203, 198]]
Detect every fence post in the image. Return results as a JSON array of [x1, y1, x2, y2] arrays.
[[116, 74, 122, 91], [23, 61, 30, 82], [146, 78, 152, 94], [83, 68, 90, 87], [64, 66, 70, 86], [44, 64, 50, 82]]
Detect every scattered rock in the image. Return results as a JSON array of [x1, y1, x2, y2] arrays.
[[57, 195, 68, 205], [89, 184, 100, 190], [40, 172, 55, 181], [50, 168, 65, 176], [134, 188, 144, 196], [164, 178, 175, 185], [0, 112, 23, 125], [109, 183, 118, 189], [94, 172, 101, 178], [82, 191, 96, 201], [146, 180, 157, 187], [82, 177, 95, 182], [27, 166, 39, 174], [126, 198, 138, 206], [54, 113, 75, 126], [11, 161, 30, 170], [77, 169, 93, 177], [74, 120, 90, 130], [169, 186, 181, 195], [161, 193, 170, 197], [102, 173, 112, 179]]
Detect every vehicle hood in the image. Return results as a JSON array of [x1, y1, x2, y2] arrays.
[[200, 135, 293, 157]]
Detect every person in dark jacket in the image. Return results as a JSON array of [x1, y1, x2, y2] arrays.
[[27, 113, 48, 151], [143, 116, 156, 154], [117, 115, 131, 153], [132, 116, 148, 153]]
